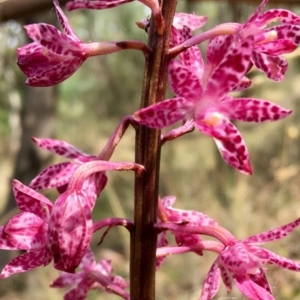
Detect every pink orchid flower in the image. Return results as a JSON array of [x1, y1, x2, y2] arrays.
[[30, 137, 107, 209], [201, 217, 300, 300], [51, 248, 129, 300], [0, 180, 53, 278], [240, 0, 300, 81], [156, 196, 218, 268], [17, 0, 121, 86], [44, 160, 143, 273], [134, 33, 291, 174]]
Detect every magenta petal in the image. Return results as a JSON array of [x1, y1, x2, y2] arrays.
[[23, 24, 81, 54], [51, 271, 83, 288], [243, 0, 269, 29], [222, 98, 292, 122], [64, 278, 95, 300], [205, 35, 234, 74], [81, 172, 107, 209], [66, 0, 132, 11], [234, 275, 274, 300], [200, 260, 221, 300], [12, 180, 53, 220], [256, 39, 297, 55], [32, 137, 96, 161], [275, 24, 300, 45], [0, 227, 18, 250], [134, 97, 193, 129], [0, 248, 45, 278], [80, 248, 96, 270], [25, 57, 84, 87], [168, 60, 202, 101], [176, 27, 204, 78], [17, 43, 57, 77], [205, 36, 254, 98], [48, 192, 93, 272], [256, 9, 300, 28], [53, 0, 80, 41], [264, 248, 300, 271], [249, 268, 272, 295], [5, 212, 47, 250], [195, 116, 251, 174], [173, 13, 207, 31], [232, 76, 252, 92], [214, 136, 252, 175], [220, 265, 232, 292], [252, 50, 287, 82], [244, 217, 300, 244], [30, 162, 79, 190]]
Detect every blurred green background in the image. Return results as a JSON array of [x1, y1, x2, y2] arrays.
[[1, 0, 300, 299]]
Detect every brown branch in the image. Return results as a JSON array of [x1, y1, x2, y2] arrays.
[[0, 0, 68, 22]]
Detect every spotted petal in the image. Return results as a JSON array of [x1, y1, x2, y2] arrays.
[[255, 39, 297, 55], [234, 275, 274, 300], [5, 212, 47, 250], [214, 136, 251, 175], [134, 97, 193, 129], [264, 248, 300, 271], [243, 0, 269, 29], [244, 217, 300, 244], [66, 0, 132, 11], [273, 24, 300, 44], [53, 0, 80, 41], [195, 117, 251, 174], [29, 162, 79, 190], [25, 57, 84, 87], [255, 9, 300, 28], [252, 50, 288, 81], [204, 36, 254, 98], [0, 248, 46, 278], [173, 13, 207, 31], [47, 191, 93, 273], [168, 60, 202, 101], [12, 180, 53, 220], [200, 260, 221, 300], [221, 98, 292, 122], [32, 137, 96, 161], [0, 227, 18, 250], [24, 24, 82, 54]]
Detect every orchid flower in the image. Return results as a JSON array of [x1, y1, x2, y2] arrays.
[[156, 196, 219, 268], [44, 160, 143, 272], [239, 0, 300, 81], [29, 137, 107, 209], [17, 0, 122, 86], [134, 32, 291, 174], [51, 248, 129, 300], [201, 217, 300, 300], [0, 180, 53, 278]]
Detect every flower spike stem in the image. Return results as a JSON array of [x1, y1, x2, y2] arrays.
[[93, 217, 134, 233], [116, 40, 152, 57], [98, 115, 137, 160], [130, 0, 177, 299]]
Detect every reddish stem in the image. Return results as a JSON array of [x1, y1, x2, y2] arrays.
[[130, 1, 177, 299]]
